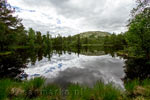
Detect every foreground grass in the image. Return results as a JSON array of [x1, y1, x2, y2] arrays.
[[0, 78, 150, 100], [125, 79, 150, 100]]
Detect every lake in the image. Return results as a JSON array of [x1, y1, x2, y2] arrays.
[[24, 50, 125, 88], [0, 47, 127, 89]]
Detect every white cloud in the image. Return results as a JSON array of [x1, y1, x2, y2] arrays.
[[7, 0, 136, 36]]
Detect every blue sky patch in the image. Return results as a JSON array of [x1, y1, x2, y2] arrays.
[[57, 19, 61, 24], [12, 6, 36, 13], [58, 63, 62, 68]]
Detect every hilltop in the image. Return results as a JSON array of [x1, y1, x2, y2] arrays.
[[75, 31, 111, 38]]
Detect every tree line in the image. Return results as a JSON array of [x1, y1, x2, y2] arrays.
[[1, 0, 150, 62], [0, 0, 106, 52]]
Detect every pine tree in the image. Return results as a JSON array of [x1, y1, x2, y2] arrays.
[[0, 0, 25, 51]]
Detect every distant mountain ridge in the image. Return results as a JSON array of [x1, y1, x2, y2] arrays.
[[75, 31, 111, 38]]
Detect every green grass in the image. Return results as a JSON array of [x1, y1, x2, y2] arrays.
[[116, 51, 128, 57], [0, 78, 150, 100], [82, 44, 103, 46], [0, 51, 12, 55], [142, 79, 150, 86], [125, 79, 140, 93], [67, 83, 85, 100], [124, 79, 150, 99], [42, 84, 61, 99], [66, 81, 122, 100], [9, 45, 30, 49], [91, 81, 122, 100], [0, 79, 12, 100], [23, 77, 45, 99]]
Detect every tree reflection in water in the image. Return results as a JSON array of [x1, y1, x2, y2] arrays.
[[2, 46, 150, 82], [0, 54, 27, 78], [124, 58, 150, 81]]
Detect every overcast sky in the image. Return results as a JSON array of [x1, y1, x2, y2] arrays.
[[8, 0, 136, 36]]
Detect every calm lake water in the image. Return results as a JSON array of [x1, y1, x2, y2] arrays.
[[24, 51, 125, 88]]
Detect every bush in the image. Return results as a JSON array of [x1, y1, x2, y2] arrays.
[[23, 77, 45, 98]]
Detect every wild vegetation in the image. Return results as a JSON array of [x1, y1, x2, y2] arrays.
[[1, 77, 150, 100]]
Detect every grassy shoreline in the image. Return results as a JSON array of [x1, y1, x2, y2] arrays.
[[0, 51, 12, 56], [0, 77, 150, 100]]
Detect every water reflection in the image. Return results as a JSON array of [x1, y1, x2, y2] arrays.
[[25, 51, 125, 88], [0, 54, 27, 78], [1, 46, 149, 88], [0, 46, 105, 79]]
